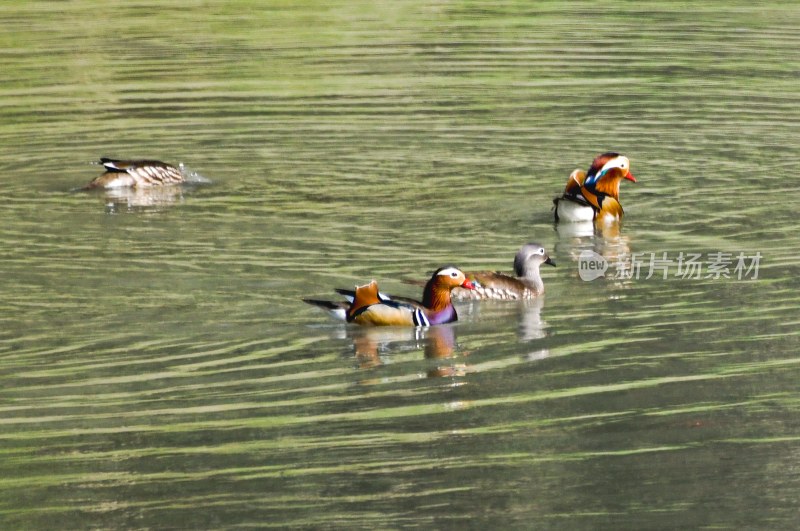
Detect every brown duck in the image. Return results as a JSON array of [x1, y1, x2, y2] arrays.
[[453, 243, 555, 300], [84, 158, 186, 189]]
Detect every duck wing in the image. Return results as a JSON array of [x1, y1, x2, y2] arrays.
[[452, 271, 533, 300], [95, 157, 184, 186], [471, 271, 530, 291], [349, 301, 430, 326]]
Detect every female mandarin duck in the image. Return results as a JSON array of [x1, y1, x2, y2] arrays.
[[452, 243, 555, 300], [84, 158, 187, 189], [553, 152, 636, 224], [304, 266, 475, 326]]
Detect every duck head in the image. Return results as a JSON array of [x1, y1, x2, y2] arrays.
[[429, 266, 475, 290], [513, 243, 556, 278], [583, 153, 636, 200], [422, 266, 475, 309]]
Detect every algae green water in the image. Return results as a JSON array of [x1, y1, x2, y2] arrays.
[[1, 1, 799, 528]]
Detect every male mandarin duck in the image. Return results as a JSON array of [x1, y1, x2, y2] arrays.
[[553, 152, 636, 224], [84, 158, 187, 189], [452, 243, 555, 300], [304, 266, 475, 327]]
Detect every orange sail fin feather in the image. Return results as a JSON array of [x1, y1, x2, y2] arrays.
[[563, 169, 587, 196], [347, 281, 383, 320]]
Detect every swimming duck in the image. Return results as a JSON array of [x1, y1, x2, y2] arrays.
[[453, 243, 555, 300], [84, 158, 186, 189], [553, 153, 636, 224], [304, 266, 475, 326]]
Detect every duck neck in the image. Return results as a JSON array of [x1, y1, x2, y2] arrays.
[[591, 175, 622, 201], [520, 266, 544, 294], [422, 281, 454, 313]]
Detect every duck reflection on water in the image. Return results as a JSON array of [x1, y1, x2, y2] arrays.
[[456, 296, 549, 343], [456, 297, 551, 363], [345, 324, 467, 378], [555, 220, 633, 288], [95, 185, 188, 213], [327, 295, 552, 378]]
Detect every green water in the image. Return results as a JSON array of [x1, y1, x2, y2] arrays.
[[2, 1, 799, 528]]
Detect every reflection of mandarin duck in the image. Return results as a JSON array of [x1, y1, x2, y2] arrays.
[[304, 266, 475, 326], [453, 243, 555, 300], [348, 325, 459, 371], [84, 158, 187, 189], [553, 153, 636, 224], [423, 324, 457, 359]]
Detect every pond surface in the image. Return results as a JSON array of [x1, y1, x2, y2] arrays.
[[1, 1, 799, 528]]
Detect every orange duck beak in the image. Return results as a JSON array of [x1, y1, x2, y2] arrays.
[[461, 279, 476, 290], [625, 171, 637, 183]]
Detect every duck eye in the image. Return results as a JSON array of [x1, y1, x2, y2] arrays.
[[451, 271, 458, 278]]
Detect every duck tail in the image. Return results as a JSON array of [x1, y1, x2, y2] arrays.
[[302, 299, 348, 321]]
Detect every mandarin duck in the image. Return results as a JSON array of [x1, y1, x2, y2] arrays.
[[452, 243, 555, 300], [304, 266, 475, 326], [84, 158, 187, 189], [553, 152, 636, 224]]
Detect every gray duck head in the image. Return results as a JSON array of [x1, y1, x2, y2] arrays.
[[513, 242, 556, 280]]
